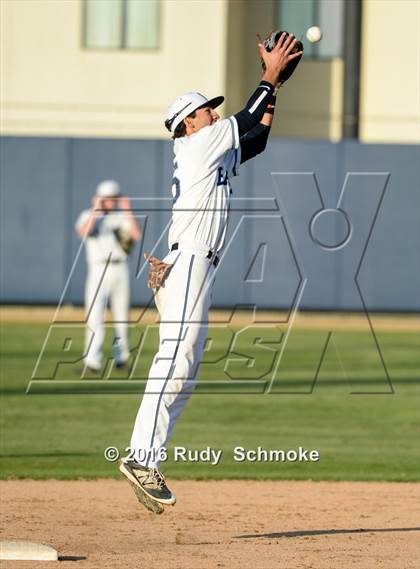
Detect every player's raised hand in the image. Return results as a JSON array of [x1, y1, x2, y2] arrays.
[[92, 196, 104, 211], [258, 32, 303, 86], [118, 196, 132, 211]]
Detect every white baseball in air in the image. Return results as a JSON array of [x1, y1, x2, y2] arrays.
[[306, 26, 322, 43]]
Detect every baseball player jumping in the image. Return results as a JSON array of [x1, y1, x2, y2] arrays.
[[120, 33, 303, 512], [76, 180, 142, 373]]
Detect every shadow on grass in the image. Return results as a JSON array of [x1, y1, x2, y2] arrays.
[[235, 527, 420, 539]]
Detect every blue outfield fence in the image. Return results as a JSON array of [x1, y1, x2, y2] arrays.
[[0, 136, 418, 312]]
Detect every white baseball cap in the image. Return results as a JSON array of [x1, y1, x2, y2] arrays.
[[96, 180, 120, 198], [164, 91, 224, 133]]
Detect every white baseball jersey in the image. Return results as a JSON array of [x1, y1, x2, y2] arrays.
[[168, 116, 241, 253], [75, 210, 131, 264]]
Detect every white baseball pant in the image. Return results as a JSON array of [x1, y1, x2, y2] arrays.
[[130, 247, 215, 468], [84, 261, 130, 370]]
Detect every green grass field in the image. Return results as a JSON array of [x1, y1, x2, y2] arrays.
[[0, 320, 418, 481]]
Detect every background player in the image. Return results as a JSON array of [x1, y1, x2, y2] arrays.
[[120, 33, 302, 510], [75, 180, 142, 373]]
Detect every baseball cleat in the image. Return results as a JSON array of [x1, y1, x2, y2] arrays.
[[129, 481, 165, 515], [119, 460, 176, 510]]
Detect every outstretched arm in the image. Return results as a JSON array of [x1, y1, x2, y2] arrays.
[[234, 33, 301, 137], [239, 89, 277, 164]]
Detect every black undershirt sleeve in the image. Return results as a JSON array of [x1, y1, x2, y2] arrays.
[[240, 124, 271, 164], [234, 80, 274, 137]]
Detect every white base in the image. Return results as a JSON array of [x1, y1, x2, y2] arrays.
[[0, 541, 58, 561]]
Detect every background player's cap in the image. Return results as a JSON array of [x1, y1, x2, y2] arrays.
[[164, 92, 224, 133], [96, 180, 121, 198]]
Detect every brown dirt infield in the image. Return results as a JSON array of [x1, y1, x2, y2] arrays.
[[0, 480, 418, 568]]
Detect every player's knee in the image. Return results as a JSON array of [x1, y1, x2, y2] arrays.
[[162, 376, 197, 409], [162, 378, 184, 406]]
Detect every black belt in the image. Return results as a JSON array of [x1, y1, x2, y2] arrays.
[[171, 243, 219, 267]]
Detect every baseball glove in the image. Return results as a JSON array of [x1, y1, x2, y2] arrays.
[[144, 254, 172, 290], [114, 228, 135, 255], [261, 30, 303, 84]]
